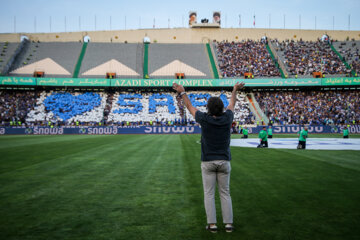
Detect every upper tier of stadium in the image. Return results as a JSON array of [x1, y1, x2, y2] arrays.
[[0, 28, 360, 80]]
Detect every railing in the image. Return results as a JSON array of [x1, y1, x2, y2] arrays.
[[329, 43, 355, 76], [267, 41, 290, 78], [73, 42, 88, 78], [1, 39, 29, 75], [247, 93, 269, 125], [206, 43, 219, 79], [266, 43, 286, 79], [143, 43, 149, 78]]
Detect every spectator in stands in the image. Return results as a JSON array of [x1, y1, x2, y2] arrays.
[[0, 90, 252, 127], [273, 39, 348, 76], [255, 91, 360, 126], [337, 41, 360, 75], [0, 91, 38, 126], [215, 40, 281, 78]]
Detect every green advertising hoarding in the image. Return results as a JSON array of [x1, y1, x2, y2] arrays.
[[37, 78, 111, 87], [321, 77, 360, 86], [0, 76, 36, 85], [111, 79, 215, 87], [219, 78, 322, 87], [1, 77, 360, 87], [110, 78, 322, 87]]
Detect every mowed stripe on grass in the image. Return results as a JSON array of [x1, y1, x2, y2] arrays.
[[0, 135, 359, 240]]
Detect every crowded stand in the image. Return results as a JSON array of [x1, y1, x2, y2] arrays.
[[26, 91, 107, 126], [273, 39, 348, 76], [255, 91, 360, 125], [215, 40, 281, 78], [0, 90, 252, 126], [106, 91, 252, 125], [0, 91, 39, 126], [2, 89, 360, 127], [334, 41, 360, 75]]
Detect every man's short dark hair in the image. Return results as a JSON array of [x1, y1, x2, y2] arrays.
[[207, 97, 224, 116]]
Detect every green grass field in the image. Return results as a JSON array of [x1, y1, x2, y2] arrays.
[[0, 134, 359, 240]]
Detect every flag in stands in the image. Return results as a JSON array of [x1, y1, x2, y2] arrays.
[[253, 15, 256, 27]]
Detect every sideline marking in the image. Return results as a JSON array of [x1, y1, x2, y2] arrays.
[[230, 138, 360, 150]]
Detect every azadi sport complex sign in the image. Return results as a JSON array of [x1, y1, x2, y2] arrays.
[[1, 77, 360, 87]]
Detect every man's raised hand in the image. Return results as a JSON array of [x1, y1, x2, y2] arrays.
[[172, 83, 185, 93], [233, 82, 245, 91]]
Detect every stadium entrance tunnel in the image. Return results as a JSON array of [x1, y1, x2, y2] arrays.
[[230, 138, 360, 150]]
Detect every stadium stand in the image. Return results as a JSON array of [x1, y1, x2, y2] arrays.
[[2, 88, 360, 127], [0, 90, 252, 126], [332, 40, 360, 75], [0, 42, 20, 74], [26, 91, 107, 125], [0, 90, 39, 125], [9, 42, 82, 78], [272, 39, 349, 77], [214, 40, 281, 78], [79, 43, 143, 78], [148, 44, 212, 79], [255, 90, 360, 125], [107, 91, 252, 125]]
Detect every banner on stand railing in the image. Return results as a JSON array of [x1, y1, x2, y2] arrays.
[[1, 125, 359, 135]]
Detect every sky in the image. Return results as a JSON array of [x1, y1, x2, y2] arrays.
[[0, 0, 359, 33]]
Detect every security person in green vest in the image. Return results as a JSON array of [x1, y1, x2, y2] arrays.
[[126, 121, 130, 126], [343, 126, 349, 139], [257, 126, 268, 148], [239, 125, 243, 134], [18, 121, 21, 126], [10, 121, 13, 126], [76, 121, 79, 126], [268, 126, 273, 138], [297, 127, 308, 149], [48, 121, 51, 126], [241, 127, 249, 139], [150, 120, 153, 126]]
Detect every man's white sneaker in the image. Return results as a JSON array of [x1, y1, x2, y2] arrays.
[[225, 224, 234, 232], [205, 224, 218, 233]]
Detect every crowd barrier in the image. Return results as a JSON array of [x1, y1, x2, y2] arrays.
[[1, 125, 359, 135]]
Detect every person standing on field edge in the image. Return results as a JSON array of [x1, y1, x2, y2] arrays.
[[268, 126, 273, 138], [242, 127, 249, 139], [297, 126, 308, 149], [343, 126, 349, 138], [257, 126, 268, 148], [173, 81, 245, 233]]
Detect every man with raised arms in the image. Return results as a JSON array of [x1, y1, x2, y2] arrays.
[[173, 81, 245, 233]]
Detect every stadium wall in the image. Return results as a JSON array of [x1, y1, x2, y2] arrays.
[[1, 28, 360, 43]]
